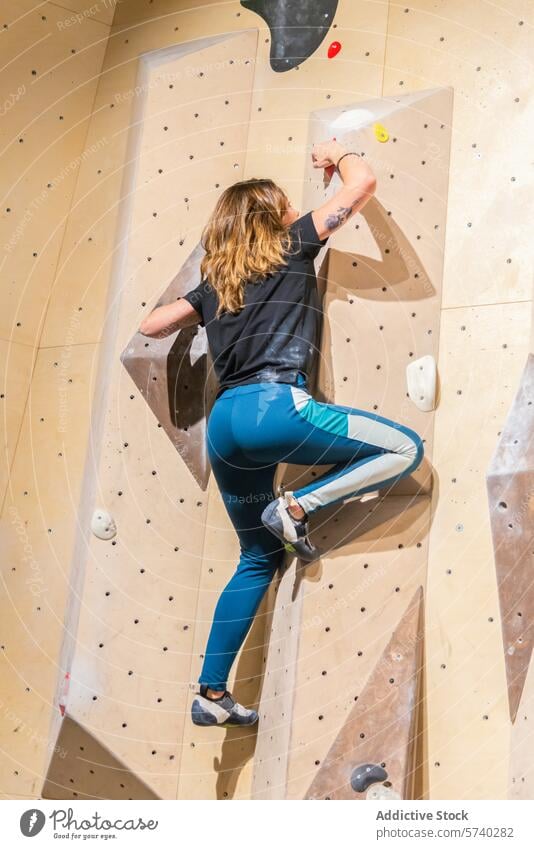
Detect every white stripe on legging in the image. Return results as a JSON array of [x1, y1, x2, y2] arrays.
[[296, 452, 413, 515], [289, 389, 419, 514]]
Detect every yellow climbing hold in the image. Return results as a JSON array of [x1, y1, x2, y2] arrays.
[[373, 122, 389, 143]]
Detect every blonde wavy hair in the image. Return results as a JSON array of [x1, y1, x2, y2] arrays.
[[199, 178, 298, 318]]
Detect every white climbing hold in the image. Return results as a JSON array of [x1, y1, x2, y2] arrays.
[[366, 784, 401, 800], [406, 354, 437, 411], [91, 509, 117, 540]]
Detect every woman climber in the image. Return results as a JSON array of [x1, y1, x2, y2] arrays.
[[139, 139, 424, 728]]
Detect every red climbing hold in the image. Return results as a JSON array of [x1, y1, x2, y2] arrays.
[[328, 41, 341, 59]]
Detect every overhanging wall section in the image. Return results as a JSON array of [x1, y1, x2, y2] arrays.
[[252, 87, 452, 799], [45, 30, 257, 801]]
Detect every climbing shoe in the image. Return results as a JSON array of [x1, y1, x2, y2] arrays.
[[191, 686, 258, 727], [261, 491, 321, 563]]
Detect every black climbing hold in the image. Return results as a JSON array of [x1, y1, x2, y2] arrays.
[[350, 763, 388, 793], [241, 0, 339, 72]]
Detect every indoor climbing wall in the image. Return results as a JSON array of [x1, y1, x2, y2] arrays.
[[41, 0, 396, 802], [43, 30, 258, 800], [2, 0, 532, 803], [516, 320, 534, 799], [0, 0, 114, 799], [252, 86, 452, 800]]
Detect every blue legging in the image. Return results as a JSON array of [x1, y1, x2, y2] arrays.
[[200, 374, 424, 690]]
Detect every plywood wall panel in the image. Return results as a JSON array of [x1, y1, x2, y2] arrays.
[[285, 495, 430, 799], [112, 0, 240, 29], [383, 1, 534, 310], [309, 88, 451, 501], [42, 715, 159, 800], [510, 650, 534, 799], [383, 0, 534, 800], [251, 85, 451, 799], [177, 473, 263, 800], [305, 588, 424, 800], [0, 344, 99, 798], [424, 302, 530, 799], [0, 1, 110, 349], [3, 0, 531, 802], [486, 354, 534, 722], [52, 31, 257, 800], [36, 58, 146, 350], [40, 31, 254, 349], [50, 0, 394, 795]]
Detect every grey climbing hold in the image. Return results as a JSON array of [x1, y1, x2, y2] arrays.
[[350, 763, 388, 793]]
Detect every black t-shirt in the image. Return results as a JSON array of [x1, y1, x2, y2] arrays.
[[182, 211, 328, 398]]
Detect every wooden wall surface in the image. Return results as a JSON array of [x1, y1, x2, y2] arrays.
[[1, 0, 532, 800]]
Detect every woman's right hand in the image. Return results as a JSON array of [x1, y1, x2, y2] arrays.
[[311, 139, 346, 169]]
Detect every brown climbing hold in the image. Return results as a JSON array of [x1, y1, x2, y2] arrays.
[[120, 243, 218, 490]]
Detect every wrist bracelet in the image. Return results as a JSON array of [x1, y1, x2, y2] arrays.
[[335, 151, 361, 173]]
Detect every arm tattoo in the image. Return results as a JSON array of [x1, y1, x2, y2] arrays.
[[324, 198, 363, 230], [153, 321, 180, 339]]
